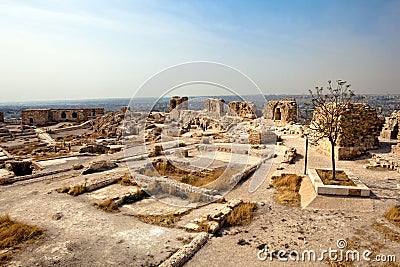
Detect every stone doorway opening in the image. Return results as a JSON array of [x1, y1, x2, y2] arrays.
[[392, 124, 399, 139], [274, 107, 281, 120]]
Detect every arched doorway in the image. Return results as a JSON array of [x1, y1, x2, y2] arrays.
[[274, 107, 282, 120], [72, 112, 78, 119], [29, 118, 34, 124], [61, 112, 67, 119]]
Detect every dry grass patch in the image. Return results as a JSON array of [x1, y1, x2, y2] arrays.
[[117, 173, 137, 186], [385, 205, 400, 228], [272, 174, 302, 207], [225, 202, 257, 227], [0, 215, 44, 265], [316, 169, 355, 186], [135, 213, 186, 228], [94, 198, 120, 213], [372, 222, 400, 243]]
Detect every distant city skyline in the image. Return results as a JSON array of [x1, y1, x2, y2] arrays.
[[1, 0, 399, 102]]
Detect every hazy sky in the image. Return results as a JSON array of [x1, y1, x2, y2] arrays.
[[0, 0, 399, 102]]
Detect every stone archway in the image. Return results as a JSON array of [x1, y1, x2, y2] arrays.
[[72, 112, 78, 119], [61, 112, 67, 119]]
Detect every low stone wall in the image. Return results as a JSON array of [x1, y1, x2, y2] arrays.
[[159, 232, 210, 267]]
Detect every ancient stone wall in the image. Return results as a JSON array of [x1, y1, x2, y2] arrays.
[[204, 98, 225, 118], [311, 103, 381, 160], [227, 101, 256, 119], [169, 96, 188, 112], [263, 98, 297, 126], [0, 112, 4, 123], [22, 108, 105, 126], [381, 110, 400, 140], [21, 109, 51, 126]]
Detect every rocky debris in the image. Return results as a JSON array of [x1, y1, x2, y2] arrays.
[[81, 160, 118, 175], [89, 108, 125, 139], [159, 232, 209, 267], [282, 147, 297, 164], [381, 110, 400, 139], [183, 199, 243, 234], [72, 164, 84, 170], [6, 160, 33, 176], [52, 212, 63, 220], [366, 154, 400, 172], [79, 144, 109, 154]]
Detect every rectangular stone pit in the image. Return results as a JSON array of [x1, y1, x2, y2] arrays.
[[308, 168, 370, 197]]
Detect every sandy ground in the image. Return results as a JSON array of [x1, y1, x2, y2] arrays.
[[0, 132, 399, 267]]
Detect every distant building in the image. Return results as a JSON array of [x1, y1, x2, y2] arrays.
[[21, 108, 105, 126]]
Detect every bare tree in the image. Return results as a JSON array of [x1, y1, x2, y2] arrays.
[[308, 80, 357, 180]]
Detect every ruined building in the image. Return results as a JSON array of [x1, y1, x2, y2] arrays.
[[169, 96, 188, 112], [311, 103, 381, 160], [21, 108, 105, 126], [263, 98, 297, 126], [0, 112, 4, 123], [381, 111, 400, 140], [227, 101, 256, 119], [204, 98, 225, 118]]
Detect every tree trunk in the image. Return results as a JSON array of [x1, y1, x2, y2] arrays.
[[329, 138, 336, 180], [304, 137, 308, 175]]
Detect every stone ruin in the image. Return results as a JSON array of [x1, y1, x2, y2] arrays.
[[204, 98, 225, 118], [169, 96, 188, 121], [21, 108, 105, 126], [311, 103, 381, 160], [263, 98, 297, 126], [381, 110, 400, 140], [0, 112, 4, 123], [170, 96, 188, 112], [227, 101, 256, 119]]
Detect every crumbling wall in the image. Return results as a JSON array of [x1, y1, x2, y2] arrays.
[[311, 103, 381, 160], [204, 98, 225, 118], [381, 111, 400, 140], [170, 96, 188, 112], [263, 98, 297, 126], [227, 101, 256, 119]]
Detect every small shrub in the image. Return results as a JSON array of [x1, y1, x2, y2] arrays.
[[56, 186, 70, 193], [225, 203, 257, 227], [94, 199, 120, 213], [118, 173, 137, 186], [385, 205, 400, 228], [68, 185, 87, 196]]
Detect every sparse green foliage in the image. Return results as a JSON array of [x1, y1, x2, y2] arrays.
[[308, 80, 359, 179]]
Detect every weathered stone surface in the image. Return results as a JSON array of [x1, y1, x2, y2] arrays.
[[381, 111, 400, 140], [204, 98, 225, 118], [282, 147, 297, 164], [227, 101, 256, 119], [22, 108, 104, 126], [81, 160, 118, 175], [6, 160, 33, 176], [310, 103, 381, 160], [263, 98, 297, 126], [79, 144, 109, 154]]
